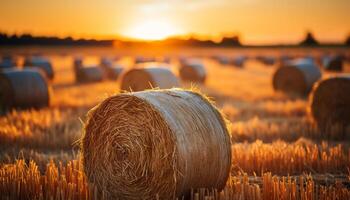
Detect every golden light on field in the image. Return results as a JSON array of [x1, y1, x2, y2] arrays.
[[123, 20, 180, 41]]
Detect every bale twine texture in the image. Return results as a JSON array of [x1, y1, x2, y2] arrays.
[[82, 89, 232, 199], [74, 65, 104, 83], [0, 68, 50, 113], [120, 67, 180, 92], [273, 59, 322, 96], [179, 60, 206, 83], [310, 75, 350, 130], [23, 57, 54, 80]]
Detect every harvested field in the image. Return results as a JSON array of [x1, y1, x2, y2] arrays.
[[0, 46, 350, 199]]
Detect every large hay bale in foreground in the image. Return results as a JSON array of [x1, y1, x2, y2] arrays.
[[0, 68, 50, 113], [74, 65, 104, 83], [179, 59, 206, 83], [23, 57, 54, 80], [310, 75, 350, 130], [120, 67, 180, 91], [82, 89, 231, 199], [273, 59, 322, 96]]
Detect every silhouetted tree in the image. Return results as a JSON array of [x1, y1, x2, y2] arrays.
[[299, 31, 319, 46]]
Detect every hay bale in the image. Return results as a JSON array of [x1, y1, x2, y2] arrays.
[[120, 67, 180, 91], [231, 56, 246, 67], [0, 56, 16, 69], [75, 65, 104, 83], [309, 75, 350, 130], [0, 68, 50, 113], [82, 89, 231, 199], [256, 56, 275, 66], [73, 57, 83, 68], [23, 57, 54, 80], [103, 64, 124, 80], [273, 58, 322, 96], [179, 59, 206, 83], [322, 55, 344, 71], [215, 56, 230, 65], [100, 57, 113, 68], [135, 56, 156, 64]]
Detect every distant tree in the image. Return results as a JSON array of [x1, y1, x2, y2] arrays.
[[299, 31, 319, 46], [220, 36, 241, 47], [346, 35, 350, 46]]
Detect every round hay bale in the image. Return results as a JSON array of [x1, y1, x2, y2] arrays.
[[231, 56, 246, 67], [273, 59, 322, 96], [0, 68, 50, 113], [309, 75, 350, 130], [82, 89, 231, 199], [73, 57, 83, 68], [120, 67, 180, 91], [179, 59, 206, 83], [215, 56, 230, 65], [104, 65, 124, 80], [0, 56, 16, 69], [23, 57, 54, 80], [256, 56, 275, 66], [75, 65, 104, 83], [322, 55, 344, 71], [100, 57, 113, 68]]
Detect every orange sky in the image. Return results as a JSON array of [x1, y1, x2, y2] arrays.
[[0, 0, 349, 44]]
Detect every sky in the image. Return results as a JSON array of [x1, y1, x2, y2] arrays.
[[0, 0, 349, 44]]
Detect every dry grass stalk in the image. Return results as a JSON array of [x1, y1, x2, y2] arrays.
[[232, 140, 350, 175]]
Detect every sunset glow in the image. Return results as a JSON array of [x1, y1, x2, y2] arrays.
[[123, 20, 181, 41], [0, 0, 349, 44]]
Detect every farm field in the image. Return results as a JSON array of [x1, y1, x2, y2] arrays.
[[0, 46, 350, 199]]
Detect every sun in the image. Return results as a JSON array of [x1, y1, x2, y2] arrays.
[[123, 20, 179, 41]]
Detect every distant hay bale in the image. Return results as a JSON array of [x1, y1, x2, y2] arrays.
[[73, 57, 83, 68], [215, 55, 230, 65], [103, 64, 124, 80], [0, 68, 50, 113], [273, 59, 322, 96], [322, 55, 344, 71], [231, 56, 246, 67], [0, 56, 16, 69], [120, 67, 180, 91], [256, 56, 275, 66], [135, 56, 156, 64], [74, 65, 104, 83], [179, 59, 206, 83], [82, 89, 231, 199], [23, 57, 54, 80], [309, 75, 350, 131], [100, 57, 113, 68]]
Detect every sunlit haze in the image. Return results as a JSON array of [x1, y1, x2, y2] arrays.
[[0, 0, 349, 44]]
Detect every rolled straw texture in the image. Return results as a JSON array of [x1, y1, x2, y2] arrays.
[[82, 89, 231, 199], [120, 67, 180, 91], [309, 74, 350, 130], [0, 68, 50, 112], [273, 59, 322, 96], [179, 60, 206, 83]]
